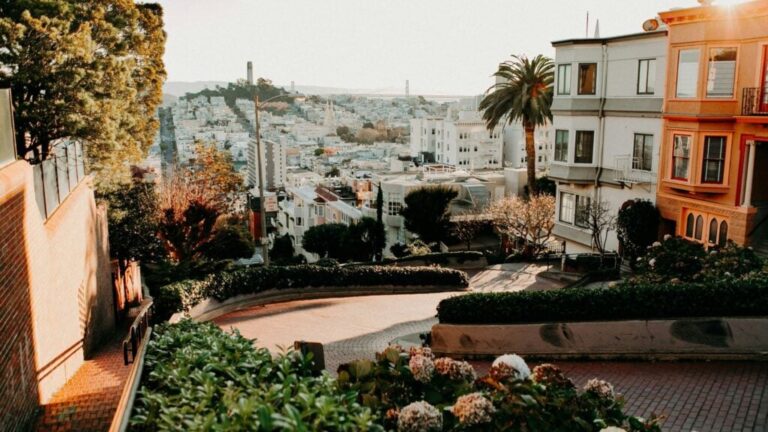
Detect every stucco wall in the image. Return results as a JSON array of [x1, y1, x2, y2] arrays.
[[0, 160, 114, 408]]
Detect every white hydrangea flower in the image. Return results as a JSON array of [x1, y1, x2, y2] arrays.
[[583, 378, 615, 399], [652, 241, 662, 247], [491, 354, 530, 379], [663, 234, 672, 241], [648, 258, 656, 267], [397, 401, 443, 432], [600, 427, 627, 432], [409, 354, 435, 383], [451, 392, 496, 426]]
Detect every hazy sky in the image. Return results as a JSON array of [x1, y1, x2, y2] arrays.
[[155, 0, 696, 95]]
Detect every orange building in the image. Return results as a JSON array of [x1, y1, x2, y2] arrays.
[[657, 0, 768, 251]]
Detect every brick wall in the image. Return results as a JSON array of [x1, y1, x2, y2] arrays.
[[0, 160, 115, 430]]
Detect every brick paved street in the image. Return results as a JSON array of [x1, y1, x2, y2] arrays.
[[35, 336, 130, 432], [214, 265, 768, 432]]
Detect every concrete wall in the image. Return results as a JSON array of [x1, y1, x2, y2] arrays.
[[431, 317, 768, 360], [0, 160, 114, 420]]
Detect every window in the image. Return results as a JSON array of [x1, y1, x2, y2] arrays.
[[637, 59, 656, 94], [296, 217, 303, 226], [578, 63, 597, 95], [557, 64, 572, 95], [706, 47, 737, 98], [672, 135, 691, 180], [718, 221, 728, 247], [633, 134, 653, 171], [676, 49, 700, 98], [559, 193, 575, 224], [694, 215, 704, 240], [575, 195, 591, 228], [708, 218, 718, 244], [685, 213, 695, 238], [554, 130, 568, 162], [574, 131, 594, 163], [386, 192, 402, 215], [559, 192, 590, 228], [702, 136, 726, 183]]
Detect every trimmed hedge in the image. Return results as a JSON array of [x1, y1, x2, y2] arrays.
[[437, 275, 768, 325], [155, 265, 469, 321]]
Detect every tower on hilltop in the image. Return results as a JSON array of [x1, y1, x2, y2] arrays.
[[247, 61, 253, 85]]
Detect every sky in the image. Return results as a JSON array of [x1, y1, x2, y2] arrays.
[[155, 0, 697, 96]]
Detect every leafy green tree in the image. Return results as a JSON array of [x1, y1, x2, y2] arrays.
[[344, 217, 386, 262], [314, 148, 325, 157], [617, 199, 660, 266], [0, 1, 166, 186], [302, 223, 349, 260], [525, 176, 556, 197], [101, 179, 165, 269], [202, 223, 255, 261], [401, 186, 458, 244], [325, 166, 340, 177], [270, 234, 296, 264], [480, 55, 553, 194]]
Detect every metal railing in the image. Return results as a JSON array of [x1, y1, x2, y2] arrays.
[[741, 87, 768, 116], [614, 155, 654, 184], [123, 301, 153, 365]]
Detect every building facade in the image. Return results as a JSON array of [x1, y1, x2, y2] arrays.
[[656, 1, 768, 252], [410, 111, 504, 170], [247, 137, 287, 190], [550, 29, 668, 252]]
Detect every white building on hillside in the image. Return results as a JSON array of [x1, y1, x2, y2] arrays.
[[410, 111, 503, 170], [502, 121, 553, 172], [247, 137, 287, 190], [549, 28, 667, 253]]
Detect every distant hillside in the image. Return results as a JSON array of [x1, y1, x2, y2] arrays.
[[163, 81, 229, 97]]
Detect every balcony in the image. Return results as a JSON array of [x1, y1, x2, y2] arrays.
[[614, 156, 655, 184], [741, 88, 768, 116]]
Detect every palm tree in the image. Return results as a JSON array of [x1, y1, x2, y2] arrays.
[[479, 55, 554, 195]]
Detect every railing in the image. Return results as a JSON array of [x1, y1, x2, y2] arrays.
[[123, 301, 153, 365], [742, 87, 768, 116], [614, 155, 654, 184]]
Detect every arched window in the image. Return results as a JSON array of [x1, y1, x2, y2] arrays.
[[685, 213, 695, 238], [718, 221, 728, 247], [694, 215, 704, 240], [708, 218, 718, 244]]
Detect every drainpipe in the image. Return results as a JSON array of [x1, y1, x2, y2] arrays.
[[593, 43, 608, 252]]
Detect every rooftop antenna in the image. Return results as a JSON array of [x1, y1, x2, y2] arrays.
[[586, 11, 589, 38], [594, 19, 600, 38]]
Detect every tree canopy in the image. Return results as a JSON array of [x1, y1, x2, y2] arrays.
[[480, 55, 553, 194], [0, 0, 166, 185], [401, 186, 458, 244]]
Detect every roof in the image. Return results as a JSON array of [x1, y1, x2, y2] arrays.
[[552, 29, 667, 47]]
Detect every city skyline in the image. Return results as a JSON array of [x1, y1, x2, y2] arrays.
[[155, 0, 695, 96]]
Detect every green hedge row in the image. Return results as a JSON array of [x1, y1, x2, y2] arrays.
[[130, 321, 381, 430], [437, 275, 768, 325], [155, 265, 469, 321]]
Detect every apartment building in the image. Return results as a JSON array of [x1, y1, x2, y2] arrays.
[[656, 0, 768, 252], [410, 111, 503, 170], [502, 121, 553, 172], [247, 137, 287, 190], [549, 29, 668, 253]]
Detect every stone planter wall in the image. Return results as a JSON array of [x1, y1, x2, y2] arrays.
[[431, 317, 768, 360], [171, 284, 467, 323]]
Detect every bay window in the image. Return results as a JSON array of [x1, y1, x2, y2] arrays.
[[702, 136, 726, 183], [574, 131, 594, 164], [672, 135, 691, 180], [554, 130, 568, 162], [578, 63, 597, 95], [676, 49, 700, 98], [706, 47, 737, 98]]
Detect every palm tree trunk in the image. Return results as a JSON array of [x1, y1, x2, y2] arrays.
[[524, 123, 537, 195]]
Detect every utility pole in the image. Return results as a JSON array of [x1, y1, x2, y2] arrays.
[[254, 95, 270, 266]]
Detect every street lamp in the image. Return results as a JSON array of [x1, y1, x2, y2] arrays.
[[253, 92, 302, 266]]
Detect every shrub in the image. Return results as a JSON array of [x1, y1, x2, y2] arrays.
[[616, 199, 660, 265], [155, 265, 469, 319], [635, 237, 763, 283], [437, 273, 768, 324], [201, 223, 255, 260], [337, 348, 661, 431], [390, 242, 409, 258], [130, 321, 382, 431]]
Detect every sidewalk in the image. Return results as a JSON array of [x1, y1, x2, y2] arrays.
[[35, 335, 130, 432]]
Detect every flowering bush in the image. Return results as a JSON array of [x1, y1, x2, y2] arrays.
[[338, 349, 663, 431], [634, 237, 763, 284], [397, 401, 443, 432]]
